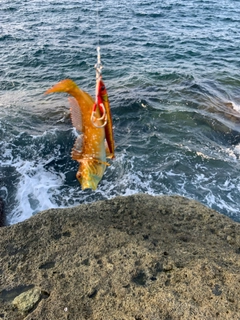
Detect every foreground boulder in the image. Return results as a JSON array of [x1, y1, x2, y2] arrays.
[[0, 194, 239, 320]]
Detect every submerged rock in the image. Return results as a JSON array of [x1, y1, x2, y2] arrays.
[[0, 194, 239, 320]]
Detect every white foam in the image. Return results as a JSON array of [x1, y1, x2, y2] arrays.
[[8, 160, 64, 224], [2, 143, 240, 224], [231, 101, 240, 113], [233, 143, 240, 155], [0, 186, 8, 202], [196, 151, 212, 160]]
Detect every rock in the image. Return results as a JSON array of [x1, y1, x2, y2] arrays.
[[0, 194, 239, 320], [0, 197, 4, 227], [12, 288, 42, 315]]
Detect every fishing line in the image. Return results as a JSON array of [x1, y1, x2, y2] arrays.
[[91, 0, 106, 128], [96, 0, 100, 48], [95, 0, 102, 77], [94, 0, 102, 95]]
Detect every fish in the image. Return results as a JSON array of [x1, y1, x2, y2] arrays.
[[45, 79, 114, 190]]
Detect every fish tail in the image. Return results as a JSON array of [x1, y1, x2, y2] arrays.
[[45, 79, 78, 95]]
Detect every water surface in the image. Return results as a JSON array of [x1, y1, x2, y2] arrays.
[[1, 0, 240, 224]]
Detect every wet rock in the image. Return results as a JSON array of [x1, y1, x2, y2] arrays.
[[0, 194, 239, 320]]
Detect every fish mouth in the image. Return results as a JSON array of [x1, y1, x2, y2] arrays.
[[80, 179, 99, 191], [77, 174, 102, 191], [76, 160, 106, 190]]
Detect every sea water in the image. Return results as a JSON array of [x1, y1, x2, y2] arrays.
[[0, 0, 240, 224]]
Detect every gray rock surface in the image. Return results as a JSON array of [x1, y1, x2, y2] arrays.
[[0, 194, 239, 320]]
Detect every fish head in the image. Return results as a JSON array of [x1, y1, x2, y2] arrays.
[[76, 159, 106, 190]]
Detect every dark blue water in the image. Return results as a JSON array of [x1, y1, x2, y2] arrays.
[[1, 0, 240, 224]]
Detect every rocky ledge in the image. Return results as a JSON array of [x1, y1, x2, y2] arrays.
[[0, 194, 239, 320]]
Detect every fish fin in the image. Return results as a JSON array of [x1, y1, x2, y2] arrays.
[[71, 135, 83, 160], [93, 158, 110, 166], [68, 97, 82, 132], [71, 149, 83, 161], [105, 141, 114, 159]]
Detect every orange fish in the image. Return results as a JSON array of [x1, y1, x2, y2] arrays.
[[45, 79, 114, 190]]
